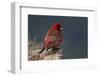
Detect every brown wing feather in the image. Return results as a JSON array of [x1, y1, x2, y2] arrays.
[[44, 29, 62, 48]]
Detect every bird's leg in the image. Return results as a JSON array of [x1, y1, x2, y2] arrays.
[[39, 48, 48, 58], [52, 47, 60, 50], [43, 48, 49, 55], [40, 48, 52, 58], [39, 47, 45, 53], [52, 48, 61, 53], [46, 48, 52, 53]]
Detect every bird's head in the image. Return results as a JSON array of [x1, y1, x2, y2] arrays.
[[51, 23, 63, 31]]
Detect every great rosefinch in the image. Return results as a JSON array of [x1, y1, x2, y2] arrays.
[[39, 23, 63, 53]]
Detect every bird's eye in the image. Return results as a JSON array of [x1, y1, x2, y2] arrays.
[[60, 28, 63, 31]]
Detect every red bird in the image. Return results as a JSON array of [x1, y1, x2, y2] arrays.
[[39, 23, 63, 53]]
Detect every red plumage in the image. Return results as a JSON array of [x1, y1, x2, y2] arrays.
[[43, 23, 63, 49]]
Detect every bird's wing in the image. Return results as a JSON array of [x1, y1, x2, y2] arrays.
[[48, 29, 59, 35], [44, 30, 60, 41]]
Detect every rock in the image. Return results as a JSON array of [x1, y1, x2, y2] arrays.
[[28, 38, 63, 60], [29, 48, 63, 60]]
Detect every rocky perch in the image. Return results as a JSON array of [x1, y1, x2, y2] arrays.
[[28, 39, 63, 60]]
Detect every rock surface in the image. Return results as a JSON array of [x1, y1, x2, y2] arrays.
[[28, 39, 63, 60]]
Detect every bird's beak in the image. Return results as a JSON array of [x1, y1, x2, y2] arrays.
[[60, 28, 63, 31]]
